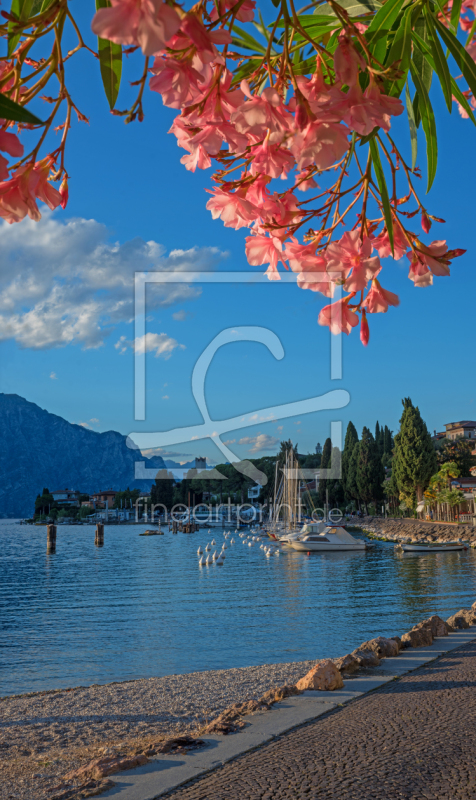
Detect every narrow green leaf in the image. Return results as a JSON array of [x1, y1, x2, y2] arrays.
[[434, 16, 476, 97], [450, 0, 463, 33], [0, 93, 42, 124], [96, 0, 122, 109], [405, 81, 418, 169], [31, 0, 55, 13], [411, 18, 432, 127], [359, 126, 378, 145], [385, 6, 413, 96], [369, 138, 394, 255], [8, 0, 35, 56], [410, 62, 437, 191], [313, 0, 382, 17], [424, 7, 452, 112], [232, 24, 267, 54], [365, 0, 405, 61]]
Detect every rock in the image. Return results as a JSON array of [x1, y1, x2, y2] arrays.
[[359, 637, 399, 658], [351, 648, 381, 667], [147, 736, 205, 755], [391, 636, 402, 652], [259, 684, 301, 705], [333, 653, 361, 673], [401, 626, 433, 648], [295, 660, 344, 691], [64, 754, 148, 782], [50, 778, 116, 800], [417, 615, 453, 637], [447, 609, 476, 629]]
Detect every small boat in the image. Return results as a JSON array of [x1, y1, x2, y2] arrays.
[[139, 529, 163, 536], [290, 524, 370, 552], [279, 521, 326, 546], [397, 539, 467, 552]]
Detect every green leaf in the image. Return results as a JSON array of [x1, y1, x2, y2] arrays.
[[365, 0, 405, 61], [31, 0, 55, 13], [410, 62, 437, 191], [8, 0, 35, 56], [434, 16, 476, 97], [232, 24, 267, 54], [0, 93, 42, 124], [405, 81, 418, 169], [313, 0, 382, 17], [423, 7, 452, 112], [369, 138, 394, 255], [359, 126, 378, 145], [411, 17, 432, 126], [449, 0, 462, 33], [95, 0, 122, 109], [385, 6, 413, 96]]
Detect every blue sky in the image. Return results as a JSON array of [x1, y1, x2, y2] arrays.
[[0, 3, 474, 464]]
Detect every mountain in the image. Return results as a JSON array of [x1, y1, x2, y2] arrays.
[[0, 394, 166, 518], [164, 459, 197, 470]]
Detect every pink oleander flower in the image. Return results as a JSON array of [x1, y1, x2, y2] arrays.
[[406, 240, 463, 286], [339, 81, 404, 136], [326, 230, 381, 291], [334, 35, 366, 87], [372, 225, 409, 260], [33, 158, 62, 210], [171, 14, 232, 69], [318, 297, 359, 335], [210, 0, 255, 23], [184, 69, 244, 126], [91, 0, 181, 56], [59, 176, 69, 209], [295, 69, 345, 124], [232, 83, 293, 138], [360, 309, 369, 346], [289, 120, 349, 171], [0, 163, 40, 223], [255, 190, 303, 236], [245, 233, 285, 278], [206, 187, 257, 229], [294, 169, 318, 192], [362, 279, 400, 313], [149, 57, 205, 108], [421, 211, 432, 234], [180, 144, 211, 171], [285, 239, 334, 297], [0, 130, 23, 157], [249, 136, 295, 179]]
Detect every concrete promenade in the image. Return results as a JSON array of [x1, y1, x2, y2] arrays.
[[167, 640, 476, 800], [102, 630, 476, 800]]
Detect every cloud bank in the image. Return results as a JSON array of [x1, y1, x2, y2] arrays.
[[0, 214, 224, 349]]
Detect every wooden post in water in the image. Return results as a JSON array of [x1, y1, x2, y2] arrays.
[[46, 524, 57, 552], [95, 522, 104, 547]]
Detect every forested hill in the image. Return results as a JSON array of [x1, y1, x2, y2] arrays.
[[0, 394, 165, 518]]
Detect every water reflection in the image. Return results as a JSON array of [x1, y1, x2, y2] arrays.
[[1, 520, 476, 696]]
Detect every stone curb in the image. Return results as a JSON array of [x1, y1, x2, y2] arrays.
[[99, 629, 476, 800]]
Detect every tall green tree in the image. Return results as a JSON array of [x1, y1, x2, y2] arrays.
[[317, 437, 332, 508], [436, 438, 476, 476], [150, 469, 175, 510], [375, 421, 382, 455], [347, 441, 361, 509], [393, 398, 437, 507], [383, 425, 393, 456], [342, 422, 359, 501], [357, 427, 384, 514]]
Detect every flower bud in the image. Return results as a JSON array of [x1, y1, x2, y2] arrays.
[[360, 309, 369, 346], [421, 211, 431, 234], [59, 176, 68, 209]]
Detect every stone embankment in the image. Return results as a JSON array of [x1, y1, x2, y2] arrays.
[[352, 516, 476, 545]]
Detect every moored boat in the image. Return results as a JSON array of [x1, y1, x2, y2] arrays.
[[290, 524, 371, 552], [397, 539, 467, 552]]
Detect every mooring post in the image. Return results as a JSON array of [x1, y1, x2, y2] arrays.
[[95, 522, 104, 546], [46, 524, 57, 551]]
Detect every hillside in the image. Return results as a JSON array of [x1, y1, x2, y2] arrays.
[[0, 394, 165, 518]]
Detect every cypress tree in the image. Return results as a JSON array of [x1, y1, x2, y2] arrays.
[[357, 427, 384, 514], [383, 425, 393, 455], [342, 422, 359, 500], [318, 437, 332, 508], [347, 441, 361, 508], [393, 398, 437, 506], [375, 421, 381, 453]]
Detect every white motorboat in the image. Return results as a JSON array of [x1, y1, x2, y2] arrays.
[[290, 524, 370, 552], [397, 539, 467, 553]]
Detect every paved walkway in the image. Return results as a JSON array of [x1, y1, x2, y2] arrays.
[[164, 641, 476, 800]]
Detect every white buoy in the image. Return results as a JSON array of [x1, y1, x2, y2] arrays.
[[231, 538, 235, 544], [199, 556, 204, 566], [211, 539, 216, 546], [222, 542, 227, 549], [266, 550, 271, 557], [249, 541, 254, 547], [220, 550, 226, 560], [197, 547, 203, 556], [275, 549, 280, 556], [212, 550, 217, 561], [205, 544, 211, 552]]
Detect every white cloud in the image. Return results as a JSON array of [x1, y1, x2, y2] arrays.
[[238, 433, 280, 453], [162, 394, 169, 399], [78, 421, 91, 429], [50, 372, 57, 380], [0, 213, 224, 350], [223, 439, 236, 445], [115, 332, 184, 359], [90, 418, 99, 424], [172, 310, 192, 321], [277, 425, 283, 431]]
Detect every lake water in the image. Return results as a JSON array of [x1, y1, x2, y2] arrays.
[[1, 519, 476, 697]]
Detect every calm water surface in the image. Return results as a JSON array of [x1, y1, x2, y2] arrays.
[[1, 519, 476, 696]]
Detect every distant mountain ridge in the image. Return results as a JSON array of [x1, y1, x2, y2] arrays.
[[0, 394, 165, 518], [164, 459, 197, 470]]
